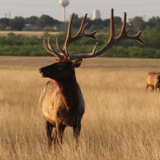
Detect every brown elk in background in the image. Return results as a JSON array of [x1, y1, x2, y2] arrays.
[[39, 8, 143, 150], [146, 72, 160, 91]]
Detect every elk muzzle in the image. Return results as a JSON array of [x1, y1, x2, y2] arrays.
[[39, 67, 46, 77]]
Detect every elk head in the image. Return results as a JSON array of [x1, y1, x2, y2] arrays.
[[40, 8, 143, 80], [39, 59, 82, 82]]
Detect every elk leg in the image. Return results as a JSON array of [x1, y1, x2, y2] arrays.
[[73, 119, 81, 148], [54, 123, 65, 148], [155, 86, 157, 92], [146, 84, 149, 91], [52, 130, 58, 150], [151, 86, 154, 91], [45, 121, 53, 149]]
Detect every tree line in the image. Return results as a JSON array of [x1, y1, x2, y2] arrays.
[[0, 14, 160, 32], [0, 14, 160, 58]]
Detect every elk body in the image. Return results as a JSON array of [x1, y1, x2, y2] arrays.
[[146, 72, 160, 91], [39, 8, 143, 150]]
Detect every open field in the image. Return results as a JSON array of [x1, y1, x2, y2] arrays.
[[0, 56, 160, 160], [0, 31, 60, 37]]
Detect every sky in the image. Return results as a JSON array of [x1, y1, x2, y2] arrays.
[[0, 0, 159, 21]]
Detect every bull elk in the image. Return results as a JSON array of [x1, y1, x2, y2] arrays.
[[39, 8, 143, 150], [146, 72, 160, 91]]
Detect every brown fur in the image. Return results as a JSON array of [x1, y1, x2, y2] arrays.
[[39, 59, 85, 150], [146, 72, 160, 91]]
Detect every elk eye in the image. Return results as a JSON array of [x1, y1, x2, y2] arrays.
[[58, 64, 65, 70]]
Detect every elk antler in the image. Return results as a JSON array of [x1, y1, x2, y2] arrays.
[[43, 37, 64, 59], [43, 13, 97, 60], [43, 8, 144, 60]]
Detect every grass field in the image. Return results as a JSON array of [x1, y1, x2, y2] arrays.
[[0, 31, 60, 37], [0, 56, 160, 160]]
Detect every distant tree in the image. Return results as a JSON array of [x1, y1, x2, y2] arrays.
[[103, 19, 110, 27], [0, 18, 10, 29], [70, 14, 81, 28], [129, 16, 146, 31], [114, 17, 122, 25], [37, 15, 61, 28], [11, 16, 25, 31], [24, 16, 39, 25], [92, 18, 103, 30], [147, 16, 160, 28]]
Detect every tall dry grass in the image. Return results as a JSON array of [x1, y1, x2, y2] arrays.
[[0, 31, 60, 37], [0, 56, 160, 160]]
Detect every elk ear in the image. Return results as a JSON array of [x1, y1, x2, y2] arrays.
[[72, 59, 83, 68]]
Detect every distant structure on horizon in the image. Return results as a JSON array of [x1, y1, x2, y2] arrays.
[[92, 10, 101, 20], [59, 0, 70, 22]]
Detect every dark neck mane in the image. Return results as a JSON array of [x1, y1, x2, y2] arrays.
[[56, 75, 80, 111]]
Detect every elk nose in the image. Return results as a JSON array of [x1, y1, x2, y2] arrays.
[[39, 68, 43, 73]]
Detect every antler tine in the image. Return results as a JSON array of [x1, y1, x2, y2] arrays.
[[56, 35, 67, 57], [66, 13, 74, 41], [71, 14, 97, 42], [116, 11, 144, 44], [43, 37, 64, 59], [108, 8, 114, 44], [117, 11, 127, 39]]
